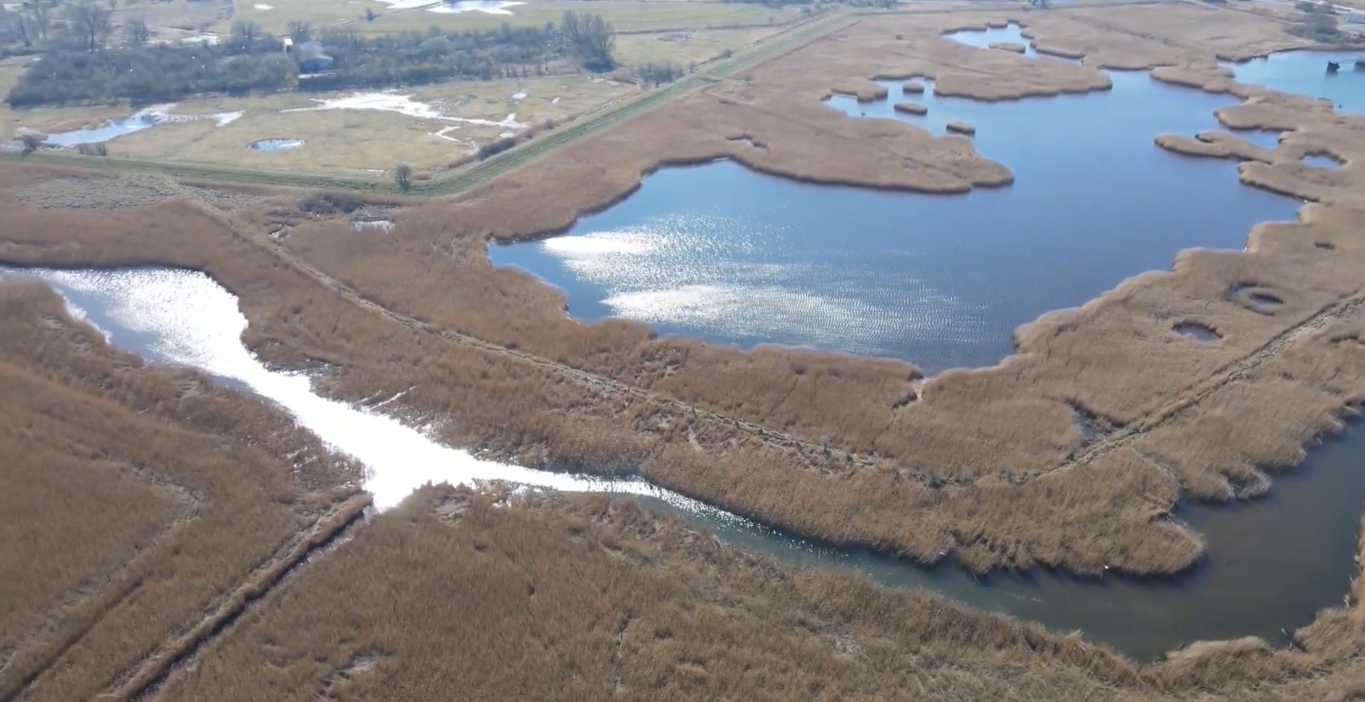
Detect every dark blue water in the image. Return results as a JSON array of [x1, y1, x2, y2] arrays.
[[491, 58, 1298, 374]]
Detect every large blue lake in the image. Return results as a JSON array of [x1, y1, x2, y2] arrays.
[[491, 26, 1303, 374]]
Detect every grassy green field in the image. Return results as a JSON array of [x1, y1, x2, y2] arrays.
[[217, 0, 802, 36], [613, 26, 778, 65], [1, 76, 633, 176]]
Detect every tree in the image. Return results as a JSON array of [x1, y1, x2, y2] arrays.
[[68, 2, 112, 51], [7, 7, 37, 46], [394, 163, 413, 192], [18, 133, 45, 156], [286, 19, 311, 44], [364, 7, 376, 21], [124, 18, 149, 45], [24, 0, 51, 41], [560, 10, 615, 71], [231, 19, 261, 47]]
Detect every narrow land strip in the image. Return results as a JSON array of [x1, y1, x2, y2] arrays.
[[99, 495, 372, 702]]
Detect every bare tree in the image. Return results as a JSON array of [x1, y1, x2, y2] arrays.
[[67, 1, 112, 51], [9, 7, 37, 46], [24, 0, 51, 40], [230, 19, 260, 47], [394, 163, 414, 192], [286, 19, 311, 44], [124, 17, 148, 45]]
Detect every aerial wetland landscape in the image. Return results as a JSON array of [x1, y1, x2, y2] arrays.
[[11, 0, 1365, 697]]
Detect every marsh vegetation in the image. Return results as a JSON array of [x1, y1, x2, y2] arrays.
[[8, 2, 1365, 701]]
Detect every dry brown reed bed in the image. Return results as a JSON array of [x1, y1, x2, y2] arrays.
[[0, 282, 362, 702], [150, 487, 1365, 701], [3, 3, 1365, 586], [243, 3, 1365, 569]]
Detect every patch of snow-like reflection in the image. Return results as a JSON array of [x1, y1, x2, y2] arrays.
[[0, 267, 742, 519]]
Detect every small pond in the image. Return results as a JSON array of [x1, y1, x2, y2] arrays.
[[1303, 153, 1344, 168]]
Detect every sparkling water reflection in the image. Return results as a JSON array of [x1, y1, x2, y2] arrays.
[[492, 58, 1298, 375], [0, 266, 743, 520]]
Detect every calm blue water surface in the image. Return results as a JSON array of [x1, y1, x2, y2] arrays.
[[1226, 50, 1365, 114], [492, 32, 1298, 374]]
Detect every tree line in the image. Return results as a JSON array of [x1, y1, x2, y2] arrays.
[[5, 7, 617, 107]]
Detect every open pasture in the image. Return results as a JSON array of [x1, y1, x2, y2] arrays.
[[1, 76, 635, 176], [215, 0, 802, 36]]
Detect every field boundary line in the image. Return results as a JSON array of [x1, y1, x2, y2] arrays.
[[1051, 291, 1365, 475], [97, 495, 372, 702]]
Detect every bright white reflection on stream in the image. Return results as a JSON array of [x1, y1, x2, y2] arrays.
[[5, 267, 739, 514]]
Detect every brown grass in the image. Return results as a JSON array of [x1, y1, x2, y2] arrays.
[[145, 486, 1365, 701], [2, 2, 1365, 585], [894, 100, 928, 115], [0, 280, 362, 702]]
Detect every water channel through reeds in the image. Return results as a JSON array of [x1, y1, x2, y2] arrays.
[[8, 25, 1365, 663]]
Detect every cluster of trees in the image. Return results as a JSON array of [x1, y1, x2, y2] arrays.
[[1, 0, 113, 53], [1290, 1, 1342, 39], [6, 11, 619, 107], [633, 62, 682, 87], [558, 10, 614, 71]]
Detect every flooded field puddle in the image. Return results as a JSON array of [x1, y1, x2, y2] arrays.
[[1172, 321, 1222, 344], [374, 0, 523, 14], [30, 106, 242, 148], [492, 44, 1297, 374], [250, 138, 305, 152], [430, 0, 524, 13], [351, 219, 394, 231]]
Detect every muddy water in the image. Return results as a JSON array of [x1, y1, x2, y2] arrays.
[[5, 264, 1365, 661], [490, 29, 1298, 376]]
